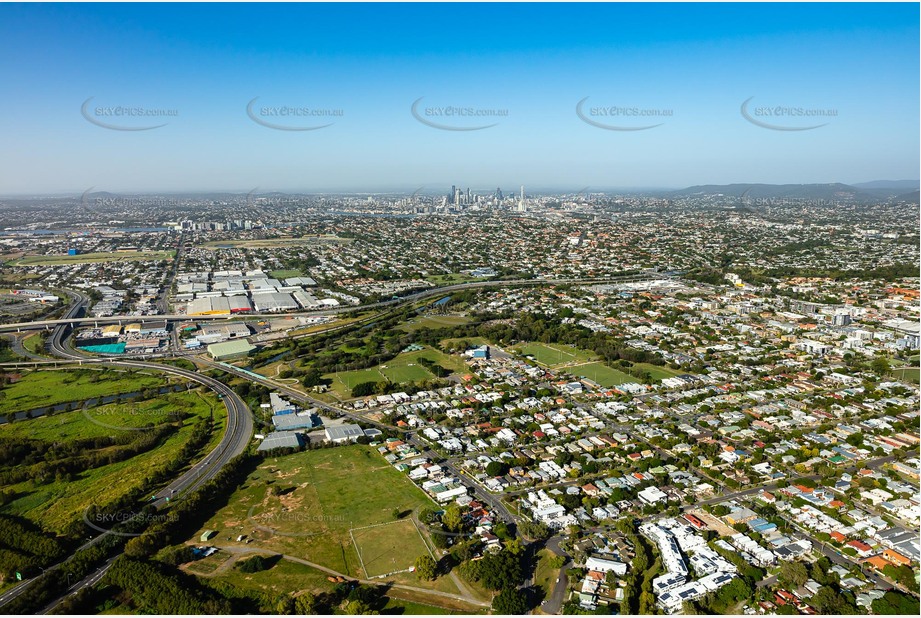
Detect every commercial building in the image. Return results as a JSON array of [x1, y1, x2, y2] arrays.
[[325, 424, 365, 444], [272, 413, 319, 431], [251, 292, 298, 312], [207, 339, 256, 360], [257, 432, 304, 452]]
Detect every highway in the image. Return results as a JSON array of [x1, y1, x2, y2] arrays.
[[0, 296, 254, 611], [0, 272, 666, 333]]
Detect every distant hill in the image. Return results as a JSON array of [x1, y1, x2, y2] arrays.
[[670, 182, 917, 203], [851, 180, 919, 190]]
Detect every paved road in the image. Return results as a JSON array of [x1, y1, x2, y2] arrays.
[[541, 536, 572, 614]]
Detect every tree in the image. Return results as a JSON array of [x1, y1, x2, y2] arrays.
[[778, 561, 808, 589], [882, 563, 916, 589], [414, 554, 437, 581], [294, 593, 318, 614], [492, 587, 528, 614], [872, 590, 920, 615], [485, 461, 507, 477], [237, 555, 267, 573], [442, 504, 464, 533], [870, 357, 890, 376], [418, 507, 437, 524]]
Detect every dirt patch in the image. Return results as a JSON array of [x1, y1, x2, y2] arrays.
[[687, 509, 737, 536]]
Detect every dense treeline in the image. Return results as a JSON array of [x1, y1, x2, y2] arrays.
[[103, 556, 232, 614], [2, 534, 120, 614], [122, 452, 259, 558], [0, 416, 217, 608], [0, 515, 67, 581], [687, 262, 919, 286], [0, 423, 180, 486]]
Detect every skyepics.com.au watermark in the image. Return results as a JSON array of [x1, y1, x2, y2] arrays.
[[246, 506, 346, 537], [576, 97, 672, 131], [80, 188, 189, 210], [246, 97, 342, 131], [245, 188, 303, 207], [745, 197, 843, 207], [81, 97, 177, 131], [411, 97, 508, 131], [80, 402, 178, 432], [741, 96, 837, 131], [83, 506, 179, 537]]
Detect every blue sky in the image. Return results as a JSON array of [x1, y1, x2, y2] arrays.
[[0, 2, 918, 194]]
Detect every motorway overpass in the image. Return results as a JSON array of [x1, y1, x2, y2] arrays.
[[0, 272, 669, 332]]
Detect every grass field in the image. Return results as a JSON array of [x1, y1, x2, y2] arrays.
[[633, 362, 685, 380], [10, 250, 174, 266], [201, 555, 475, 613], [351, 518, 432, 577], [424, 274, 488, 285], [512, 340, 688, 385], [892, 367, 920, 384], [568, 362, 637, 387], [191, 445, 440, 580], [324, 347, 468, 398], [0, 389, 224, 533], [0, 393, 213, 441], [399, 315, 473, 332], [269, 269, 303, 280], [516, 342, 598, 368], [533, 549, 563, 603], [0, 369, 167, 413], [22, 333, 45, 354], [382, 598, 468, 614], [439, 336, 492, 352]]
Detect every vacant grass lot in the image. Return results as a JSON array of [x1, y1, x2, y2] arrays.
[[0, 393, 214, 441], [533, 549, 563, 603], [424, 274, 489, 286], [269, 269, 303, 280], [0, 390, 223, 533], [352, 519, 431, 577], [0, 369, 167, 413], [201, 555, 475, 613], [22, 333, 46, 354], [633, 362, 685, 380], [191, 445, 439, 580], [11, 250, 174, 266], [439, 336, 492, 351]]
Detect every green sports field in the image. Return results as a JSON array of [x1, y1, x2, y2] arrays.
[[323, 346, 468, 397], [351, 518, 432, 577], [568, 362, 637, 387], [516, 342, 598, 368]]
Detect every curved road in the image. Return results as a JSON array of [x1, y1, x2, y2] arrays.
[[0, 295, 254, 611]]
